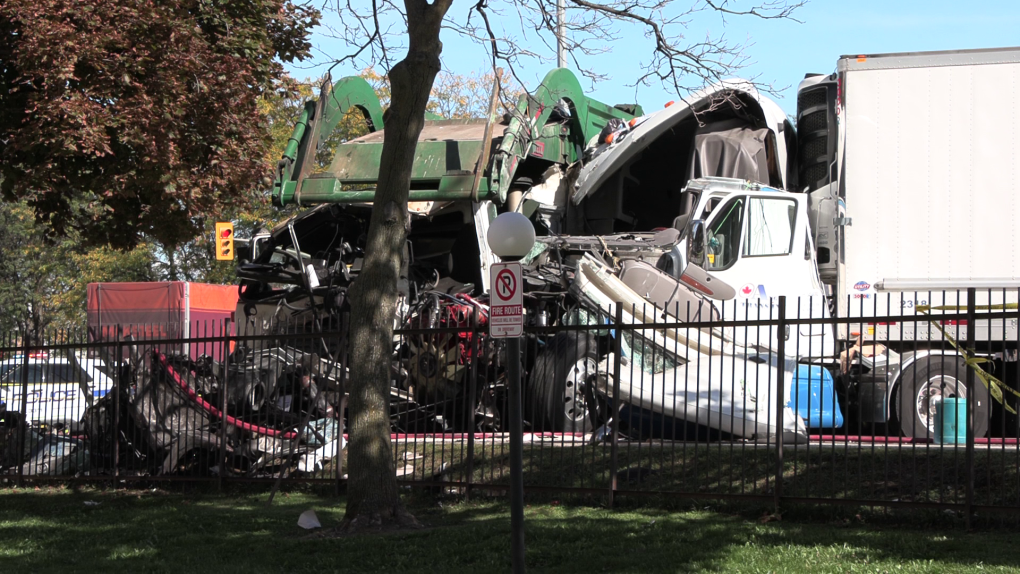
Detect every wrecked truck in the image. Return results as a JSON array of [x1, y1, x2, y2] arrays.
[[233, 67, 813, 441], [580, 48, 1020, 440], [673, 49, 1020, 439], [2, 71, 810, 480]]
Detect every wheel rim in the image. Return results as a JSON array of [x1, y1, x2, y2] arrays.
[[915, 374, 966, 433], [563, 357, 597, 425]]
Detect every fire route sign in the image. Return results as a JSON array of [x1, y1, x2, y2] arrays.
[[489, 262, 524, 338]]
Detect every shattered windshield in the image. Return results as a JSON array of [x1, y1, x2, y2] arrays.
[[743, 197, 796, 257], [622, 332, 686, 375]]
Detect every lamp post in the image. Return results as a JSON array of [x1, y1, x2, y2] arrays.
[[557, 0, 566, 68], [486, 212, 535, 574]]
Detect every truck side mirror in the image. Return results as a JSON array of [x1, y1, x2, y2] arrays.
[[656, 245, 687, 279], [687, 219, 708, 268], [251, 234, 270, 262]]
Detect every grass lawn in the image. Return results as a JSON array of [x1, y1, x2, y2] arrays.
[[1, 486, 1019, 573]]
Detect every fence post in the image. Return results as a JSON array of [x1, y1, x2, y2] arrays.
[[774, 296, 787, 512], [113, 329, 122, 484], [464, 308, 479, 501], [17, 332, 30, 486], [965, 287, 976, 529], [218, 318, 232, 493], [336, 309, 350, 496], [609, 304, 624, 508]]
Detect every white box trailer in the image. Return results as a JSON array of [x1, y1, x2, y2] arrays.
[[799, 47, 1020, 343]]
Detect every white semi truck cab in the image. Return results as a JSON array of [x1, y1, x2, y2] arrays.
[[677, 167, 1004, 440], [677, 177, 835, 359]]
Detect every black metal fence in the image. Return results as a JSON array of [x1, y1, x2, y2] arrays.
[[2, 289, 1019, 519]]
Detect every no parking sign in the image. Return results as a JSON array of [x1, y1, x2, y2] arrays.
[[489, 262, 523, 338]]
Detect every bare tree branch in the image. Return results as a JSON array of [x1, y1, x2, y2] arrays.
[[321, 0, 802, 101], [705, 0, 805, 23]]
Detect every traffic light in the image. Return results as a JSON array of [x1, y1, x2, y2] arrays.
[[215, 222, 234, 261]]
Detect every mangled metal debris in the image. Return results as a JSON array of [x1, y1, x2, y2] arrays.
[[232, 66, 809, 444], [0, 342, 349, 479]]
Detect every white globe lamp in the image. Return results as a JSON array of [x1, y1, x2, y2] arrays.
[[486, 212, 536, 261]]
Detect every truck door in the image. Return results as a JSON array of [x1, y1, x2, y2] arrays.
[[704, 194, 834, 357]]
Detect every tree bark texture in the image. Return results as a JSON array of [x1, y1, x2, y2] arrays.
[[343, 0, 453, 528]]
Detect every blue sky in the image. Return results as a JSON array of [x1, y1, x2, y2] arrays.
[[288, 1, 1020, 116]]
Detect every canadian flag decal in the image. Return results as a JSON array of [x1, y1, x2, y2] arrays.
[[739, 284, 767, 298]]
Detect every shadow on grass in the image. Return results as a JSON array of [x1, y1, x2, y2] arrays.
[[4, 488, 1020, 573], [398, 439, 1020, 512]]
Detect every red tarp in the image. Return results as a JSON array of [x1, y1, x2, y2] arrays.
[[87, 282, 237, 360]]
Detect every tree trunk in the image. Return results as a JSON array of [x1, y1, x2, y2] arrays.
[[165, 244, 179, 282], [29, 303, 45, 346], [342, 0, 453, 530]]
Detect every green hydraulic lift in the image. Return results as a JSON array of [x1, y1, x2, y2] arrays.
[[272, 68, 643, 208]]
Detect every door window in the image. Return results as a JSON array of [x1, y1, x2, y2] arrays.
[[706, 197, 744, 270], [0, 366, 44, 384], [743, 197, 797, 257], [49, 365, 81, 383]]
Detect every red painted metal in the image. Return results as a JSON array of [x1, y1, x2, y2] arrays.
[[155, 352, 298, 440]]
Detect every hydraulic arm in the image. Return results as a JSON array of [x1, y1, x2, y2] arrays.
[[272, 68, 641, 208]]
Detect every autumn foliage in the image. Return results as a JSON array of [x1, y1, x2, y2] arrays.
[[0, 0, 318, 248]]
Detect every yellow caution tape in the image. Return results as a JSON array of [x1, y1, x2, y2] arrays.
[[915, 303, 1020, 414], [915, 303, 1018, 313]]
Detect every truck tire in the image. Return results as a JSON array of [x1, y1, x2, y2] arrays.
[[896, 357, 989, 440], [528, 332, 599, 433]]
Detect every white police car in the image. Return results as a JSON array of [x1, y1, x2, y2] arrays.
[[0, 353, 114, 428]]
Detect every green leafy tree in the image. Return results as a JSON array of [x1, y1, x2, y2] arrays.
[[0, 0, 319, 249], [358, 66, 522, 120], [428, 68, 521, 119], [0, 201, 155, 342]]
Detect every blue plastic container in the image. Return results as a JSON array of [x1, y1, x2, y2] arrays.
[[787, 364, 843, 429], [935, 398, 967, 444]]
